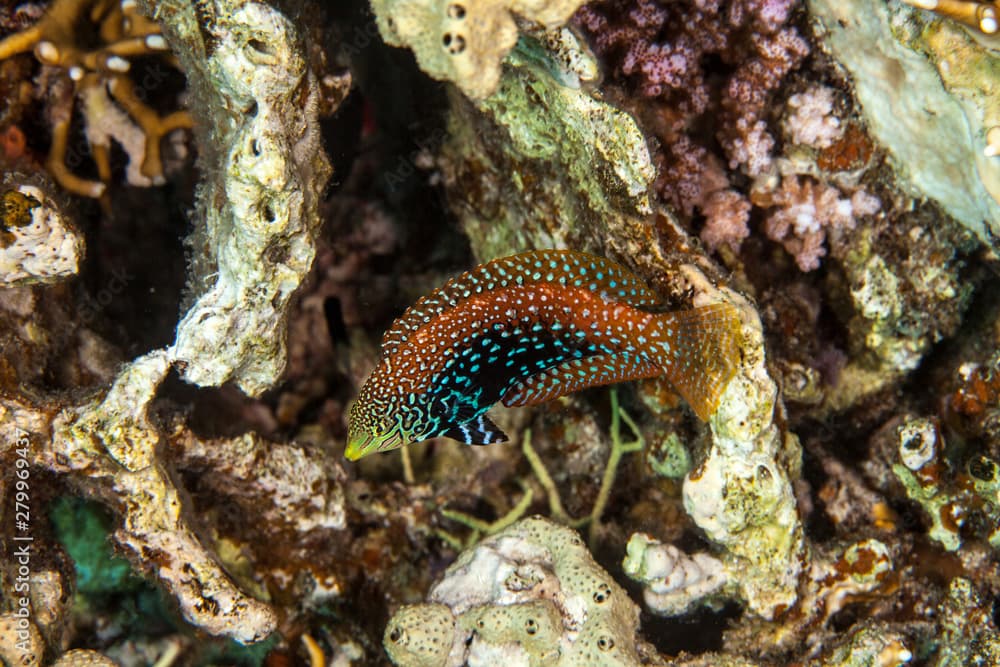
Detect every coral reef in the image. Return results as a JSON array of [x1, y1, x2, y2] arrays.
[[370, 0, 589, 99], [384, 516, 643, 667], [439, 28, 804, 618], [1, 0, 999, 665], [0, 0, 336, 652]]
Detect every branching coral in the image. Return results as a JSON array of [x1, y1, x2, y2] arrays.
[[783, 85, 844, 149], [0, 0, 193, 200], [576, 0, 808, 187], [753, 176, 880, 271]]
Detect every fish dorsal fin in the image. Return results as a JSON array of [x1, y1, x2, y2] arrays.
[[380, 250, 664, 357], [501, 352, 662, 408], [439, 413, 508, 445]]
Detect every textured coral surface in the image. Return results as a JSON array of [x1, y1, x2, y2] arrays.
[[1, 0, 999, 666]]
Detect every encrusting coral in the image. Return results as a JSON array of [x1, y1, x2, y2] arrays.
[[0, 0, 193, 200], [809, 0, 1000, 244], [1, 176, 83, 285], [622, 533, 728, 616], [370, 0, 590, 99], [384, 516, 644, 667]]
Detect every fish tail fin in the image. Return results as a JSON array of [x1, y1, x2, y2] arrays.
[[647, 303, 742, 421]]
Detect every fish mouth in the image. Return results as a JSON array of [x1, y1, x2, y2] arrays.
[[344, 430, 404, 461], [344, 434, 373, 461]]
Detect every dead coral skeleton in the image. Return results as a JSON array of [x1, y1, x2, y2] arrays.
[[0, 0, 193, 200], [0, 0, 334, 646]]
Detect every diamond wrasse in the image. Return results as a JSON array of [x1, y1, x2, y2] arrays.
[[346, 250, 741, 460]]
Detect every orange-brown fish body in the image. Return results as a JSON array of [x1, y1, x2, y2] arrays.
[[346, 250, 740, 460]]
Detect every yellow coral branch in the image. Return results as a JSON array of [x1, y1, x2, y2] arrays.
[[902, 0, 999, 33]]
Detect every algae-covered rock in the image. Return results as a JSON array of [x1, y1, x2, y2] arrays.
[[809, 0, 1000, 245]]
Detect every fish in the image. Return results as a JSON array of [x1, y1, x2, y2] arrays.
[[345, 249, 741, 460]]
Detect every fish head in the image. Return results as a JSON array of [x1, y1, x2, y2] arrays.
[[345, 378, 428, 460], [346, 401, 406, 461]]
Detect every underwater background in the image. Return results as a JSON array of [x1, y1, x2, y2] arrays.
[[0, 0, 999, 665]]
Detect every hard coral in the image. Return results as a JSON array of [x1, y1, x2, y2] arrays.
[[370, 0, 589, 100], [783, 84, 844, 149], [576, 0, 808, 174], [575, 0, 811, 269], [0, 0, 192, 200], [384, 516, 643, 667], [754, 175, 880, 271]]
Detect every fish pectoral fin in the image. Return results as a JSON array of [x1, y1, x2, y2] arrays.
[[501, 353, 662, 408], [439, 413, 508, 446]]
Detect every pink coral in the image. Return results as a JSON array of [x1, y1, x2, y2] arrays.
[[783, 85, 844, 149], [758, 177, 880, 271], [576, 0, 808, 222], [700, 189, 752, 252]]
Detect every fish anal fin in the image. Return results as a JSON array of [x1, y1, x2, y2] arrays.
[[502, 353, 661, 408], [440, 413, 508, 445]]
